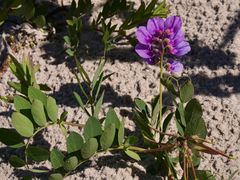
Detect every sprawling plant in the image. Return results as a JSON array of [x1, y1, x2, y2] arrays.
[[132, 16, 232, 179], [0, 1, 234, 180], [0, 0, 47, 27]]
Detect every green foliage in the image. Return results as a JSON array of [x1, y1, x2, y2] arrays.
[[63, 156, 78, 172], [0, 5, 230, 178], [49, 173, 63, 180], [0, 128, 25, 148], [83, 116, 102, 140], [12, 112, 34, 137], [14, 95, 31, 112], [105, 108, 121, 129], [118, 122, 125, 146], [0, 0, 47, 27], [50, 149, 65, 169], [27, 146, 49, 162], [100, 123, 116, 150], [28, 86, 48, 106], [67, 132, 84, 153], [46, 97, 58, 123], [31, 99, 47, 127], [124, 149, 141, 161], [189, 170, 215, 180], [81, 138, 98, 159], [9, 155, 26, 167], [180, 80, 194, 103]]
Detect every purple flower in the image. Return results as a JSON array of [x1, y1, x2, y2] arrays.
[[166, 59, 184, 73], [135, 16, 191, 64]]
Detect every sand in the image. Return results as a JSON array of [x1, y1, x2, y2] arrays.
[[0, 0, 240, 179]]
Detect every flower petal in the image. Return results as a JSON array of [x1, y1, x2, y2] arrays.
[[147, 17, 164, 35], [167, 59, 184, 73], [173, 41, 191, 56], [172, 30, 184, 44], [135, 43, 153, 58], [146, 58, 156, 65], [136, 26, 152, 45], [164, 16, 182, 34]]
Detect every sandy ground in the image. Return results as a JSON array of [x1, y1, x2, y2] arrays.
[[0, 0, 240, 179]]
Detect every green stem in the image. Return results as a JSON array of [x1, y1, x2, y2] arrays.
[[24, 125, 52, 169], [64, 121, 85, 128], [158, 50, 165, 131]]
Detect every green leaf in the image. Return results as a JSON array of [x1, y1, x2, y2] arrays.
[[83, 116, 102, 140], [118, 121, 124, 146], [92, 59, 105, 89], [9, 155, 25, 167], [153, 0, 169, 17], [73, 92, 90, 116], [60, 111, 68, 121], [132, 110, 153, 139], [22, 0, 35, 20], [28, 86, 48, 106], [66, 49, 75, 57], [185, 99, 203, 124], [63, 156, 78, 172], [185, 117, 207, 139], [50, 149, 64, 169], [8, 81, 28, 95], [134, 98, 149, 117], [27, 146, 49, 162], [33, 15, 46, 27], [14, 95, 31, 112], [22, 174, 32, 180], [100, 123, 116, 150], [189, 170, 215, 180], [67, 132, 84, 153], [75, 59, 91, 84], [0, 9, 7, 25], [60, 124, 67, 137], [81, 138, 98, 159], [151, 95, 160, 126], [9, 55, 26, 82], [176, 120, 184, 136], [124, 136, 138, 147], [93, 91, 104, 118], [29, 169, 49, 173], [191, 150, 201, 167], [49, 173, 63, 180], [180, 80, 194, 103], [0, 128, 25, 148], [163, 113, 173, 133], [12, 112, 34, 137], [102, 28, 110, 49], [46, 97, 58, 123], [92, 72, 104, 101], [175, 103, 186, 127], [124, 149, 140, 161], [64, 36, 71, 44], [161, 78, 178, 96], [31, 99, 47, 127], [105, 108, 120, 129], [145, 0, 157, 15]]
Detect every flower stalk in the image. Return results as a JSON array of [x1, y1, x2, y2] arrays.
[[158, 49, 165, 132]]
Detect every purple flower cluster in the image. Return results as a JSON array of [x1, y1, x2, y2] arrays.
[[135, 16, 190, 73]]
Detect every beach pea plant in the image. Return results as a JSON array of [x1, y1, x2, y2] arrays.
[[132, 16, 233, 179], [0, 54, 142, 179], [0, 4, 234, 180]]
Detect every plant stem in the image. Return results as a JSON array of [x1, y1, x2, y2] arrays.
[[158, 50, 165, 131], [148, 125, 179, 138], [24, 125, 51, 169], [64, 121, 85, 128]]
